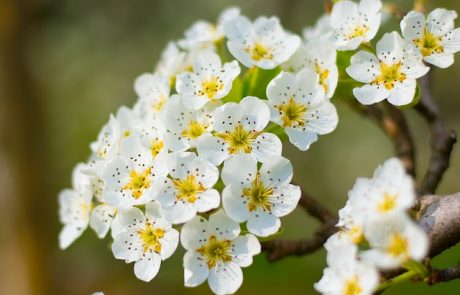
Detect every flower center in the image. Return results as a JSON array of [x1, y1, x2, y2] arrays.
[[243, 173, 273, 212], [249, 42, 273, 61], [154, 95, 167, 112], [172, 174, 205, 203], [373, 62, 407, 90], [137, 223, 165, 253], [378, 191, 398, 213], [122, 167, 152, 199], [278, 97, 308, 128], [315, 63, 330, 94], [387, 233, 409, 258], [199, 77, 224, 100], [197, 235, 232, 268], [344, 226, 365, 244], [182, 120, 207, 139], [343, 276, 363, 295], [346, 25, 369, 40], [150, 139, 164, 157], [216, 124, 261, 154], [414, 27, 444, 57]]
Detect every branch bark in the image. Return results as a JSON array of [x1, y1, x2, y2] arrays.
[[358, 103, 416, 176], [415, 73, 457, 195]]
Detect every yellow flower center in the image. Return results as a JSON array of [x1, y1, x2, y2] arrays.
[[377, 191, 398, 213], [172, 174, 205, 203], [182, 120, 207, 139], [373, 62, 407, 90], [315, 63, 330, 94], [123, 130, 131, 138], [150, 139, 164, 157], [248, 42, 273, 61], [243, 173, 273, 212], [154, 95, 167, 112], [343, 276, 363, 295], [346, 25, 369, 40], [344, 226, 365, 244], [387, 233, 409, 258], [277, 97, 308, 128], [197, 235, 232, 268], [122, 167, 152, 199], [414, 27, 444, 57], [199, 77, 224, 100], [137, 223, 165, 253], [216, 124, 261, 154]]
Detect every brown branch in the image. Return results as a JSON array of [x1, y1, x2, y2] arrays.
[[358, 103, 416, 176], [296, 185, 336, 224], [428, 264, 460, 284], [415, 73, 457, 195], [261, 220, 337, 262]]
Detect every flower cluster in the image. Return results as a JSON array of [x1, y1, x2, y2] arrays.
[[315, 158, 428, 295], [59, 1, 460, 294], [58, 7, 340, 295]]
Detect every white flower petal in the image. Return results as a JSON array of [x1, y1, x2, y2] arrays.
[[134, 253, 162, 282], [400, 11, 425, 41], [89, 204, 117, 239], [353, 84, 389, 105], [181, 215, 209, 250], [387, 79, 416, 106], [184, 251, 210, 287], [251, 132, 282, 163], [59, 225, 84, 250], [160, 228, 179, 260], [222, 184, 251, 223], [231, 234, 261, 267], [208, 262, 243, 295], [221, 154, 257, 186], [260, 156, 293, 187], [197, 135, 228, 166], [270, 184, 301, 217], [111, 232, 142, 263], [347, 51, 380, 83], [285, 128, 318, 151], [196, 189, 221, 212], [247, 209, 281, 237], [209, 209, 240, 240]]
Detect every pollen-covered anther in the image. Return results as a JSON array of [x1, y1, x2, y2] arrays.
[[216, 124, 261, 154], [172, 174, 205, 203], [196, 235, 232, 268], [243, 173, 273, 212], [122, 167, 152, 199]]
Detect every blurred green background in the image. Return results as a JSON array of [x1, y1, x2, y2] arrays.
[[1, 0, 459, 294]]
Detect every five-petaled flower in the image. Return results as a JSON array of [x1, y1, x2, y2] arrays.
[[224, 15, 300, 69], [267, 69, 338, 151], [222, 154, 300, 237], [176, 51, 240, 110], [112, 204, 179, 282], [346, 32, 429, 105], [181, 210, 261, 295], [401, 8, 460, 68]]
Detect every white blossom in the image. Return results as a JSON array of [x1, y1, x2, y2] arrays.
[[181, 210, 260, 295], [346, 32, 429, 105], [224, 16, 301, 69], [101, 136, 168, 209], [197, 96, 282, 165], [266, 69, 338, 151], [362, 213, 429, 269], [112, 204, 179, 282], [282, 40, 338, 98], [155, 152, 220, 224], [303, 14, 334, 43], [133, 73, 170, 118], [161, 95, 214, 152], [222, 154, 300, 237], [401, 8, 460, 68], [330, 0, 382, 50], [176, 51, 240, 110]]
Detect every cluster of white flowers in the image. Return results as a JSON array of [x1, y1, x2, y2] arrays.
[[315, 158, 429, 295], [59, 1, 460, 294], [58, 7, 341, 295]]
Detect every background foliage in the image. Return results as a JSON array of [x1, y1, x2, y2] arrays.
[[0, 0, 459, 294]]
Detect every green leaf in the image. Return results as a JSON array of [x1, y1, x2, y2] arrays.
[[222, 77, 243, 103]]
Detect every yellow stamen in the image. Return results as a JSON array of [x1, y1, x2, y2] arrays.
[[197, 235, 232, 268], [315, 63, 330, 94], [172, 174, 205, 203], [243, 173, 273, 212], [343, 276, 363, 295], [372, 62, 407, 90], [346, 25, 369, 40], [377, 192, 398, 213], [198, 77, 224, 100], [154, 96, 167, 112], [387, 233, 409, 258], [122, 167, 152, 199], [182, 120, 207, 139], [414, 27, 444, 57], [277, 97, 308, 128], [138, 223, 165, 253], [215, 124, 261, 154], [150, 139, 164, 157], [248, 43, 273, 61]]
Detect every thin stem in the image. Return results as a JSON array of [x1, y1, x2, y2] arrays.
[[376, 270, 418, 293]]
